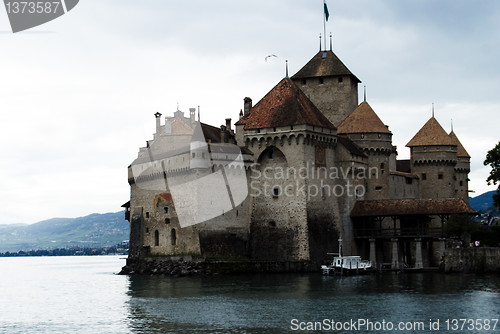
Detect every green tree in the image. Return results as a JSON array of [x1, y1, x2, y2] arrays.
[[484, 141, 500, 209], [444, 214, 473, 239]]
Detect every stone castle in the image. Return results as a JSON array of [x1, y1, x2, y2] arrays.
[[123, 44, 476, 270]]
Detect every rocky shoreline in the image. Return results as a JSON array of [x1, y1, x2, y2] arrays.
[[119, 257, 211, 276], [119, 256, 317, 276]]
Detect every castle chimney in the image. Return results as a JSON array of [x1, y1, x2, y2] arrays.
[[244, 97, 252, 116], [225, 118, 231, 131], [154, 112, 162, 133]]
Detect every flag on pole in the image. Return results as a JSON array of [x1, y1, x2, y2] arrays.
[[324, 1, 330, 21]]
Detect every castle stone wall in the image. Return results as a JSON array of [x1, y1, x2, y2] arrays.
[[294, 76, 358, 127]]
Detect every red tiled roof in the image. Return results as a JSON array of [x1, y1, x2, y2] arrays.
[[337, 102, 391, 134], [238, 78, 336, 130], [406, 117, 455, 147], [449, 131, 470, 158], [351, 199, 478, 217]]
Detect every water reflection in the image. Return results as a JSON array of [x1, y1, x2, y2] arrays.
[[125, 273, 500, 334]]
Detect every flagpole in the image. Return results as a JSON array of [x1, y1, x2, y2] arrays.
[[323, 0, 326, 51]]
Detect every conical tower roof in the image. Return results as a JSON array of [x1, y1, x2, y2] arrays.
[[337, 101, 391, 134], [235, 77, 335, 130], [449, 131, 470, 158], [291, 50, 360, 83], [406, 117, 455, 147]]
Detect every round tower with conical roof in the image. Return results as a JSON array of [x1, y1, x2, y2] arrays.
[[449, 130, 470, 203], [406, 117, 458, 199], [337, 101, 395, 199]]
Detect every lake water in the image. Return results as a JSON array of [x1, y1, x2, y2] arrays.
[[0, 256, 499, 333]]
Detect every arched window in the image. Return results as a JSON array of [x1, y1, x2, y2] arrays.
[[171, 228, 177, 246], [154, 230, 159, 246]]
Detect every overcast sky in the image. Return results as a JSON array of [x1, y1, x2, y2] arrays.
[[0, 0, 499, 224]]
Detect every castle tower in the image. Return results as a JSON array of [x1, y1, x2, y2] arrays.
[[235, 77, 341, 263], [337, 101, 394, 199], [406, 117, 457, 199], [449, 131, 470, 203], [291, 50, 360, 127]]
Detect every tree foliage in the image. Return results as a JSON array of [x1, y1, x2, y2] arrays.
[[444, 214, 473, 239], [484, 141, 500, 209]]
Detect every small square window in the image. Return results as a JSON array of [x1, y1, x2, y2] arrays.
[[438, 174, 443, 180], [273, 187, 279, 197], [165, 218, 170, 224], [422, 173, 427, 180], [145, 212, 150, 218], [319, 78, 324, 84], [301, 79, 306, 85], [460, 180, 463, 186], [338, 77, 343, 83], [163, 207, 168, 214]]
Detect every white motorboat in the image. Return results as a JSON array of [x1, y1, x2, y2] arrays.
[[321, 238, 372, 275]]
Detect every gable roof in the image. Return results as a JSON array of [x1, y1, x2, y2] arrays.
[[168, 117, 194, 135], [449, 131, 470, 158], [236, 77, 335, 130], [351, 199, 477, 217], [291, 50, 360, 83], [337, 101, 391, 134], [406, 117, 455, 147]]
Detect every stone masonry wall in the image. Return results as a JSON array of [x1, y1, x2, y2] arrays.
[[444, 247, 500, 273], [294, 76, 358, 127]]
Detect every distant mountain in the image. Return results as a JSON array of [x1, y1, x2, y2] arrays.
[[469, 190, 497, 212], [0, 212, 129, 252]]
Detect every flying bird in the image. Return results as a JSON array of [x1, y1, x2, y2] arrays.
[[265, 54, 278, 62]]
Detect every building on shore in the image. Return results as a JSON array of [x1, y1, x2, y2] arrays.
[[123, 44, 476, 271]]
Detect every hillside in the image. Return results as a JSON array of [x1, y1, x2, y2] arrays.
[[0, 212, 129, 252], [469, 190, 497, 212]]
